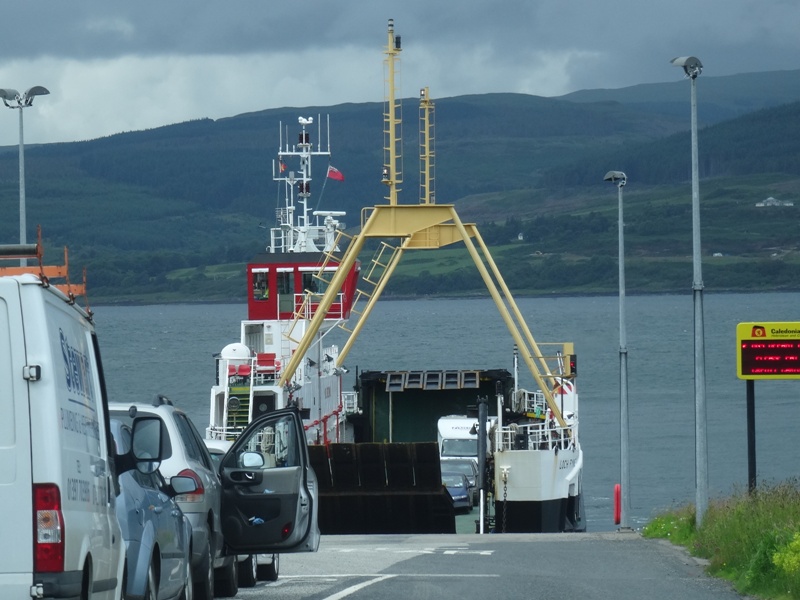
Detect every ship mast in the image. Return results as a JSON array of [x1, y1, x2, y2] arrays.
[[382, 18, 403, 205], [419, 86, 435, 204], [270, 116, 336, 253]]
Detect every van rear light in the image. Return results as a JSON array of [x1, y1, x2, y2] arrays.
[[176, 469, 205, 502], [33, 484, 64, 573]]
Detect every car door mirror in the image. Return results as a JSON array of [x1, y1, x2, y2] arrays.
[[118, 416, 164, 475], [168, 475, 198, 497], [241, 452, 265, 468], [218, 408, 320, 555]]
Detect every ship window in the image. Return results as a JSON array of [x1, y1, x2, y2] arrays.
[[277, 271, 293, 294], [302, 272, 318, 294], [253, 271, 269, 301], [277, 271, 294, 313]]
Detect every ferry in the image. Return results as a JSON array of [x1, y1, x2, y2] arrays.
[[206, 115, 361, 446], [206, 19, 584, 534]]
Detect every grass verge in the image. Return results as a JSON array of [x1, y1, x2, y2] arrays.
[[643, 480, 800, 599]]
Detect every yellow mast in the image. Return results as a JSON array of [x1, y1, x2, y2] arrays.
[[279, 20, 573, 427], [419, 86, 435, 204], [382, 18, 402, 205]]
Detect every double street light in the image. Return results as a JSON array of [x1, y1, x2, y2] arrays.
[[604, 170, 631, 530], [670, 55, 708, 526], [0, 86, 50, 265]]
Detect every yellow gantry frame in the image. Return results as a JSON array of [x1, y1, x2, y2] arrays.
[[278, 203, 569, 427], [279, 20, 569, 427]]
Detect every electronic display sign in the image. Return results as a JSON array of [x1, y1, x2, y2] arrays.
[[737, 322, 800, 380]]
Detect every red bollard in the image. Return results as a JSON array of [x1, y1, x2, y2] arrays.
[[613, 483, 621, 525]]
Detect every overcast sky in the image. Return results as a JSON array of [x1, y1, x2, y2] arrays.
[[0, 0, 798, 146]]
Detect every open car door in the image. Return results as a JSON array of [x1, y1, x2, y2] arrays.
[[218, 408, 320, 554]]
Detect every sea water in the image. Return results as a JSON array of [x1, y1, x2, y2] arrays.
[[93, 292, 800, 531]]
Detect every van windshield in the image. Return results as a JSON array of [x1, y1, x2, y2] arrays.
[[441, 438, 477, 457]]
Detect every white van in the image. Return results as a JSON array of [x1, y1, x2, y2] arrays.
[[0, 267, 125, 599], [0, 244, 320, 600]]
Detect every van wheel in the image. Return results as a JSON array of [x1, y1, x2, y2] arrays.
[[193, 538, 214, 600], [81, 562, 92, 600], [257, 554, 279, 581], [215, 557, 238, 597], [238, 554, 257, 588]]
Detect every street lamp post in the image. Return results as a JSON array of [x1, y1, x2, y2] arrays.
[[670, 55, 708, 526], [604, 170, 631, 530], [0, 86, 50, 266]]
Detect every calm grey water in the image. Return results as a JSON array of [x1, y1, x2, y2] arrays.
[[93, 292, 800, 531]]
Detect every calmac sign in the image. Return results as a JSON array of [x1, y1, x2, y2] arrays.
[[737, 322, 800, 380]]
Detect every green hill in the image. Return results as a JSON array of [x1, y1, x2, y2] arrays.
[[0, 69, 799, 302]]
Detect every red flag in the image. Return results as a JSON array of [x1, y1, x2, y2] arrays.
[[327, 165, 345, 181], [279, 159, 287, 172]]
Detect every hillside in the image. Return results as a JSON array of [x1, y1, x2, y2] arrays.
[[0, 69, 799, 302]]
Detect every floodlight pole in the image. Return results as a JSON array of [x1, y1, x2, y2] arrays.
[[605, 171, 630, 530], [671, 56, 708, 526], [0, 86, 50, 266]]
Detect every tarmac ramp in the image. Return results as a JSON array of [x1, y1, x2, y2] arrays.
[[309, 442, 456, 534]]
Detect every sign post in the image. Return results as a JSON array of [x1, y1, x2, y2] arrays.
[[736, 322, 800, 491]]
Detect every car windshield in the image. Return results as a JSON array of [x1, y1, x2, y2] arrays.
[[442, 474, 464, 487], [208, 451, 224, 470], [445, 461, 475, 476]]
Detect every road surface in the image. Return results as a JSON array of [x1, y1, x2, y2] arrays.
[[235, 531, 746, 599]]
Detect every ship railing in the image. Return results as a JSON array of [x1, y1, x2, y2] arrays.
[[294, 291, 346, 320], [522, 390, 547, 416], [207, 424, 247, 441], [494, 421, 577, 453], [342, 391, 359, 415]]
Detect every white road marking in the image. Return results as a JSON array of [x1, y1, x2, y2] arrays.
[[321, 574, 396, 600]]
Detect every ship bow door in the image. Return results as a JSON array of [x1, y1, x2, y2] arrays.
[[218, 408, 320, 553]]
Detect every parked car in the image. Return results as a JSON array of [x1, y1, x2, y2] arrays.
[[204, 439, 280, 586], [441, 458, 479, 503], [112, 399, 319, 600], [442, 472, 473, 513], [110, 397, 239, 599], [112, 419, 195, 600]]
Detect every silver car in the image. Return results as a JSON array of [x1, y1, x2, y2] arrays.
[[204, 439, 280, 586], [111, 419, 195, 600]]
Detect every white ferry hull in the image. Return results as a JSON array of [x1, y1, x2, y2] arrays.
[[493, 445, 585, 532]]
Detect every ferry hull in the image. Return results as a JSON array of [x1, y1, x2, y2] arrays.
[[492, 442, 584, 533], [494, 494, 585, 533]]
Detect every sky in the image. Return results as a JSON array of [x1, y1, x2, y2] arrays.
[[0, 0, 798, 146]]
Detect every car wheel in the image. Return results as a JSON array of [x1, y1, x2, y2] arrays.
[[180, 555, 194, 600], [193, 538, 214, 600], [143, 563, 157, 600], [215, 557, 238, 598], [238, 555, 257, 588], [257, 554, 279, 582]]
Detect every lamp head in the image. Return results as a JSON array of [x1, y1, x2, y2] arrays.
[[604, 171, 627, 187], [670, 56, 703, 79], [0, 88, 20, 101]]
